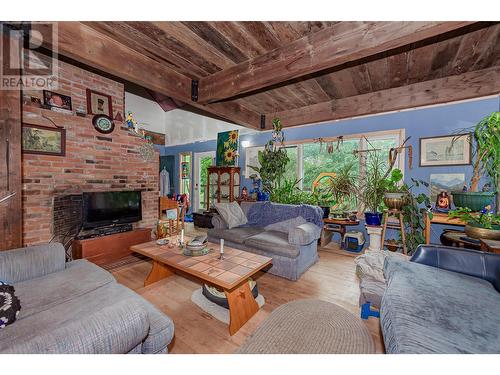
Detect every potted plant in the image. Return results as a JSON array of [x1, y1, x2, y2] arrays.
[[358, 151, 388, 226], [452, 111, 499, 211], [448, 206, 500, 240], [383, 168, 408, 210], [249, 118, 289, 197], [269, 178, 316, 205], [327, 162, 358, 215], [311, 188, 335, 218]]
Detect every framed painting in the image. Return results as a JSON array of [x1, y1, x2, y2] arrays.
[[216, 130, 239, 166], [419, 134, 471, 167], [43, 90, 72, 111], [86, 89, 113, 117], [245, 145, 264, 178], [22, 123, 66, 156]]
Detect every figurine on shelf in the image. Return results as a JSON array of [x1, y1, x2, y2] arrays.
[[436, 191, 451, 209], [241, 186, 248, 200]]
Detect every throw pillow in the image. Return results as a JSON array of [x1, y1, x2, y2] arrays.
[[214, 202, 248, 229], [0, 281, 21, 329], [265, 216, 308, 234]]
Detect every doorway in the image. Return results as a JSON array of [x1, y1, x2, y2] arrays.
[[193, 151, 215, 212]]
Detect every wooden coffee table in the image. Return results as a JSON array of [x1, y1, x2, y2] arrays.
[[130, 237, 272, 335]]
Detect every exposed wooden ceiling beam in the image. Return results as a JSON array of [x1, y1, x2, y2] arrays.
[[265, 66, 500, 128], [36, 22, 261, 129], [198, 21, 476, 104]]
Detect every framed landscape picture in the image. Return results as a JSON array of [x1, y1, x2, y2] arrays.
[[419, 134, 471, 167], [86, 89, 113, 117], [429, 173, 465, 205], [22, 124, 66, 156]]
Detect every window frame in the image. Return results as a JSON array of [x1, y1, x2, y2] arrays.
[[279, 129, 405, 191]]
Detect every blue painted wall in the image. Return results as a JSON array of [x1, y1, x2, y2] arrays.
[[160, 96, 500, 244]]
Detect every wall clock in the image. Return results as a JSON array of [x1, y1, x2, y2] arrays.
[[92, 114, 115, 134]]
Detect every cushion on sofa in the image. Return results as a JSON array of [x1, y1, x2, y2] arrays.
[[210, 226, 264, 245], [381, 256, 500, 354], [244, 230, 300, 258], [214, 202, 248, 229], [0, 282, 21, 329], [14, 259, 115, 319]]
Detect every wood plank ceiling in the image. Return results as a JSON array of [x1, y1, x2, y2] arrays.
[[80, 21, 500, 129]]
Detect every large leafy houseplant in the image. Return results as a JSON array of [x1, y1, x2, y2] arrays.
[[452, 111, 500, 211], [270, 178, 316, 205], [249, 118, 289, 194]]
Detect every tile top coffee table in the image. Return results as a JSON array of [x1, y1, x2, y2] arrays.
[[130, 237, 272, 335]]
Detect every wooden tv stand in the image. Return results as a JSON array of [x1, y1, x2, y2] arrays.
[[72, 228, 152, 266]]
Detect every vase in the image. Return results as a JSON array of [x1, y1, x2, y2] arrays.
[[364, 212, 383, 226], [464, 223, 500, 240]]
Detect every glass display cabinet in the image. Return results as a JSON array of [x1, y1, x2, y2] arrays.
[[206, 166, 240, 210]]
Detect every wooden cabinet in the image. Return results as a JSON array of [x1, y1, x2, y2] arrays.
[[72, 228, 152, 266], [206, 166, 240, 210]]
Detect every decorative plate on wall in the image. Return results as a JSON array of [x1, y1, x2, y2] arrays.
[[92, 114, 115, 134]]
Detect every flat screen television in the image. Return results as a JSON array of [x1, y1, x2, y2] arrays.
[[82, 190, 142, 229]]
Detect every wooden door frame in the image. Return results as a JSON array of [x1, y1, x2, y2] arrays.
[[193, 151, 215, 212]]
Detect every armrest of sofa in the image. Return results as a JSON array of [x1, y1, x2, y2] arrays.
[[2, 299, 150, 354], [0, 243, 66, 284], [211, 214, 228, 230], [411, 245, 500, 292], [288, 222, 321, 246]]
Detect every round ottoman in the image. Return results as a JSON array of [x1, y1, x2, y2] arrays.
[[236, 299, 375, 354]]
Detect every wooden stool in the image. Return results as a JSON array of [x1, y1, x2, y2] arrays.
[[380, 209, 407, 255]]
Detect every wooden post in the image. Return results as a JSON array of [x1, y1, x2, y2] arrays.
[[0, 31, 23, 250]]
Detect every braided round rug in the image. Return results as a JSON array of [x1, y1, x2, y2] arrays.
[[236, 299, 375, 354]]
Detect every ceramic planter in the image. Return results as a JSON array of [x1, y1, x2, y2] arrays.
[[320, 206, 331, 219], [464, 223, 500, 240], [383, 192, 408, 210], [364, 212, 383, 226], [451, 191, 496, 211]]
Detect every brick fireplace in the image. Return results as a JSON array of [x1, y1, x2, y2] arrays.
[[22, 53, 159, 246]]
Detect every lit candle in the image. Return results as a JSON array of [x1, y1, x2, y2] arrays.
[[220, 238, 224, 254], [180, 229, 184, 244]]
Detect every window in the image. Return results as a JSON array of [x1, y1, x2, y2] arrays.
[[278, 129, 405, 209], [283, 146, 299, 183], [302, 139, 360, 190], [179, 152, 191, 197]]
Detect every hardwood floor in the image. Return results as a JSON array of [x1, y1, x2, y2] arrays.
[[111, 224, 385, 354]]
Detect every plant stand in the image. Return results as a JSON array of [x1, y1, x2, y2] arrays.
[[365, 225, 383, 251], [380, 209, 407, 255]]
